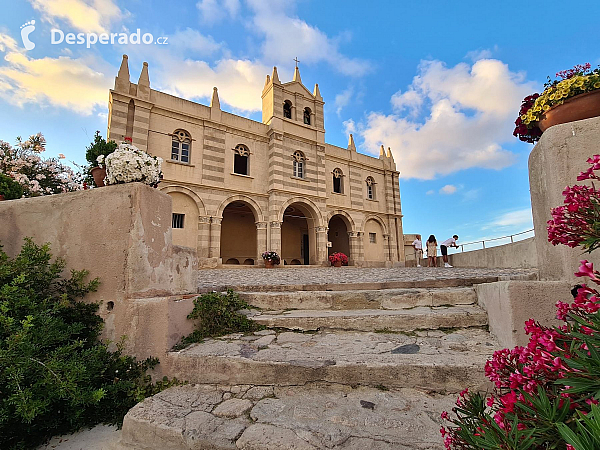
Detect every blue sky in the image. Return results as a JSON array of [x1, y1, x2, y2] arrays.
[[1, 0, 599, 250]]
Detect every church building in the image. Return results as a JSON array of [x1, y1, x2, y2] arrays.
[[107, 55, 405, 267]]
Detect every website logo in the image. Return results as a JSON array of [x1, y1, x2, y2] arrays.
[[20, 20, 36, 51]]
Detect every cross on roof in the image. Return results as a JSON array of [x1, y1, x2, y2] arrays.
[[294, 57, 300, 68]]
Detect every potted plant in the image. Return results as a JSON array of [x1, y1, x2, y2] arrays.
[[0, 173, 23, 200], [514, 63, 600, 143], [261, 251, 280, 268], [85, 131, 117, 187], [97, 141, 162, 187], [328, 252, 348, 267]]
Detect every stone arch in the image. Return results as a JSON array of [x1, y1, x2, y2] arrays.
[[360, 214, 388, 235], [218, 196, 264, 266], [326, 209, 355, 232], [277, 197, 324, 227], [362, 215, 388, 263], [162, 189, 201, 249], [217, 195, 265, 222], [160, 185, 206, 216]]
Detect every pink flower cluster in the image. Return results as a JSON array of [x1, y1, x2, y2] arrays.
[[547, 155, 600, 249], [0, 133, 82, 197], [556, 63, 592, 80]]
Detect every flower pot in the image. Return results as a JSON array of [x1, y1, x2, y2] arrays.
[[91, 166, 106, 187], [0, 194, 5, 201], [538, 89, 600, 132], [264, 260, 274, 269], [333, 261, 342, 267]]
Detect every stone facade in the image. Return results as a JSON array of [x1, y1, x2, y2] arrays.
[[107, 55, 404, 267]]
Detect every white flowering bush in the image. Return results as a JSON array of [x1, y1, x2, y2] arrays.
[[98, 143, 162, 187], [0, 133, 83, 197]]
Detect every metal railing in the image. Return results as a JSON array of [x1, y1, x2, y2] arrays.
[[458, 229, 535, 252]]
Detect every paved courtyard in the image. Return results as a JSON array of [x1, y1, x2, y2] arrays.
[[197, 266, 537, 291]]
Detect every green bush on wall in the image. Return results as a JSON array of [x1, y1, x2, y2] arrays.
[[0, 173, 24, 200]]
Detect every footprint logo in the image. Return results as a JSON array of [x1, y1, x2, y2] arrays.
[[20, 20, 36, 51]]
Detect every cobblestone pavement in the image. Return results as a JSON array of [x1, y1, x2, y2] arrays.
[[197, 266, 537, 291]]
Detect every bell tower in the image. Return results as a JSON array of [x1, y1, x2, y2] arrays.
[[261, 64, 325, 133]]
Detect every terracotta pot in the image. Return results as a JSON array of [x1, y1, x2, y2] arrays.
[[538, 89, 600, 132], [0, 194, 5, 201], [333, 261, 342, 267], [264, 260, 274, 269], [91, 166, 107, 187]]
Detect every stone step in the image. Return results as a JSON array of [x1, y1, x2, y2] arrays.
[[239, 286, 477, 311], [164, 328, 496, 393], [207, 276, 502, 293], [250, 305, 487, 332], [118, 383, 457, 450]]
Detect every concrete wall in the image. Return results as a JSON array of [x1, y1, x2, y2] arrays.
[[449, 237, 537, 269], [529, 116, 600, 282], [0, 183, 198, 353], [476, 281, 569, 348]]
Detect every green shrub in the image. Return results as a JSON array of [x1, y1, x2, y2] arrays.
[[0, 238, 177, 449], [84, 131, 117, 187], [0, 173, 23, 200], [176, 289, 264, 349]]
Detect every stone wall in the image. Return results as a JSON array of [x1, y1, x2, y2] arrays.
[[448, 237, 537, 269], [0, 183, 197, 351], [529, 116, 600, 282]]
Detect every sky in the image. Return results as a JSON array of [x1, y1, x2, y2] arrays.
[[1, 0, 599, 251]]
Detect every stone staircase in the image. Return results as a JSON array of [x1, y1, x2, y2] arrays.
[[117, 276, 507, 450]]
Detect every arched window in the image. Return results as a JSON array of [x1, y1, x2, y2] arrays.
[[283, 100, 292, 119], [303, 107, 311, 125], [171, 129, 191, 163], [293, 151, 305, 178], [366, 176, 376, 200], [332, 168, 343, 194], [233, 144, 249, 176]]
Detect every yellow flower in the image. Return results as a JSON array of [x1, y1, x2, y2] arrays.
[[594, 82, 600, 89], [543, 104, 550, 111]]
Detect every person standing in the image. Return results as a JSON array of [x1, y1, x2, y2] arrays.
[[426, 235, 437, 267], [412, 234, 423, 267], [440, 235, 459, 268]]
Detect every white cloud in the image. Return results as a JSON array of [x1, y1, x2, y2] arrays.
[[167, 28, 224, 57], [343, 118, 356, 135], [28, 0, 123, 33], [197, 0, 241, 23], [426, 189, 435, 195], [335, 86, 353, 116], [158, 58, 269, 112], [440, 184, 457, 194], [360, 58, 536, 179], [490, 208, 533, 228], [246, 0, 369, 76], [465, 48, 493, 62], [0, 34, 111, 114]]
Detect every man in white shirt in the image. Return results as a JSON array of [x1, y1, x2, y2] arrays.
[[440, 235, 459, 268], [411, 235, 423, 267]]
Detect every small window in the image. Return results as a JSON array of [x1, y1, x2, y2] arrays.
[[171, 130, 191, 163], [283, 100, 292, 119], [369, 232, 377, 244], [333, 168, 343, 194], [293, 151, 305, 178], [234, 144, 249, 175], [304, 107, 311, 125], [172, 213, 185, 229], [366, 176, 376, 200]]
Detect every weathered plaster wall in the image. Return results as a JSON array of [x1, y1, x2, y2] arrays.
[[529, 116, 600, 282], [449, 237, 537, 269], [476, 281, 569, 348], [0, 183, 198, 351]]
